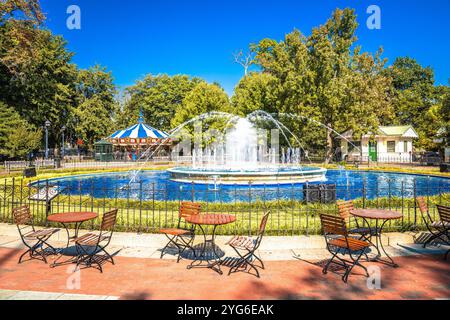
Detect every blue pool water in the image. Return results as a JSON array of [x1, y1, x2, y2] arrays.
[[32, 169, 450, 203]]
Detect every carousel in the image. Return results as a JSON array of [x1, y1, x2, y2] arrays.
[[106, 113, 172, 161]]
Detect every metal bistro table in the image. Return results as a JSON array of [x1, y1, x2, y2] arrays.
[[185, 213, 236, 275], [47, 212, 98, 267], [350, 209, 403, 267]]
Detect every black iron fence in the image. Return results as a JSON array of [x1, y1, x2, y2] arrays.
[[0, 177, 448, 236]]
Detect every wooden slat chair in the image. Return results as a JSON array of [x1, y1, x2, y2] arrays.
[[13, 205, 59, 264], [337, 200, 378, 240], [74, 209, 118, 273], [436, 205, 450, 260], [226, 211, 270, 278], [416, 197, 450, 248], [319, 213, 371, 283], [159, 202, 201, 262]]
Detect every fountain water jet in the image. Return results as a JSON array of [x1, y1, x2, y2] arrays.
[[167, 111, 327, 185]]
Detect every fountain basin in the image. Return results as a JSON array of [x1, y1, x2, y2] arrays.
[[167, 166, 327, 185]]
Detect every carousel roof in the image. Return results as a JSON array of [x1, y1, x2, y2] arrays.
[[110, 113, 170, 140]]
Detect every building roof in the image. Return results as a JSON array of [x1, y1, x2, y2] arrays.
[[378, 126, 417, 137], [340, 125, 419, 139], [109, 112, 170, 140]]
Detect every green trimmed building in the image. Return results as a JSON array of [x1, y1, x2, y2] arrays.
[[339, 125, 419, 162]]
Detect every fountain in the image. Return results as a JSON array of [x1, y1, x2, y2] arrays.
[[167, 112, 327, 185]]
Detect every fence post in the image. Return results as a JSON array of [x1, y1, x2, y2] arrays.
[[139, 180, 143, 234], [11, 177, 15, 223], [362, 178, 366, 209], [248, 181, 252, 236], [413, 178, 417, 226], [45, 179, 49, 226], [388, 178, 392, 210]]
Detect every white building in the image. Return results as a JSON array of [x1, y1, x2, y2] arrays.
[[339, 125, 419, 163]]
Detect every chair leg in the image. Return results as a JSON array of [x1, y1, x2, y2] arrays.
[[100, 247, 114, 265], [18, 249, 31, 264], [253, 253, 265, 269], [323, 250, 338, 275], [342, 251, 365, 283], [228, 247, 261, 278]]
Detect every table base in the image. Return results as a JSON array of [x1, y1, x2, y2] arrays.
[[187, 225, 224, 275]]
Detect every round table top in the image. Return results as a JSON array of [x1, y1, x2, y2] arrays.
[[185, 214, 236, 226], [350, 209, 402, 220], [47, 212, 98, 224]]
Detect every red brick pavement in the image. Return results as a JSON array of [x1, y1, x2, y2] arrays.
[[0, 247, 448, 300]]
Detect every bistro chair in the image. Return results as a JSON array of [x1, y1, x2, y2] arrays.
[[436, 205, 450, 259], [73, 209, 118, 273], [226, 211, 270, 278], [159, 202, 201, 262], [319, 213, 371, 283], [416, 197, 450, 248], [337, 200, 377, 240], [13, 205, 59, 264]]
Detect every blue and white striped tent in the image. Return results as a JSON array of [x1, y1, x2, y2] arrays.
[[110, 114, 170, 142]]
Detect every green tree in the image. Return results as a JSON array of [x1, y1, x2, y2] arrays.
[[72, 66, 117, 147], [119, 74, 203, 131], [73, 96, 114, 148], [0, 101, 41, 159], [171, 82, 231, 128], [0, 25, 78, 147], [2, 122, 42, 159], [0, 0, 44, 76], [250, 8, 393, 161], [384, 57, 445, 150], [232, 72, 279, 116]]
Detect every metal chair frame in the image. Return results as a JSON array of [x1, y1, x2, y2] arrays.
[[160, 202, 200, 262], [74, 209, 118, 273], [337, 200, 378, 241], [435, 205, 450, 260], [416, 197, 450, 248], [13, 205, 59, 264], [228, 211, 270, 278], [320, 213, 370, 283]]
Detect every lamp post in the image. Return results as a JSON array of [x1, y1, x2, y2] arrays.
[[44, 120, 51, 159], [61, 125, 66, 159]]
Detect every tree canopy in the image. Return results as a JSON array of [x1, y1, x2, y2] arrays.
[[0, 3, 448, 160]]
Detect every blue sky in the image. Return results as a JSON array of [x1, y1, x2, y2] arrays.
[[40, 0, 450, 95]]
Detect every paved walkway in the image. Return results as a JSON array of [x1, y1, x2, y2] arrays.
[[0, 247, 448, 300], [0, 223, 448, 300]]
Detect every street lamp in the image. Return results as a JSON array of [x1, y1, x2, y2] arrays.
[[61, 125, 66, 159], [44, 120, 51, 160]]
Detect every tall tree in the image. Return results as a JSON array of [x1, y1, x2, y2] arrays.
[[0, 0, 45, 76], [72, 65, 117, 147], [384, 57, 444, 150], [0, 101, 41, 158], [0, 25, 78, 147], [232, 72, 279, 116], [171, 82, 231, 129], [120, 74, 203, 131], [251, 8, 393, 161]]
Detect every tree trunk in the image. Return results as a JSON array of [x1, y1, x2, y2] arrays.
[[325, 125, 333, 164]]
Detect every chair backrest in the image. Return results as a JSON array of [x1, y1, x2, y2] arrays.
[[416, 197, 428, 215], [258, 211, 270, 236], [320, 213, 348, 236], [179, 202, 201, 219], [101, 209, 118, 232], [337, 200, 354, 220], [12, 205, 32, 225], [436, 205, 450, 224], [255, 211, 270, 248]]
